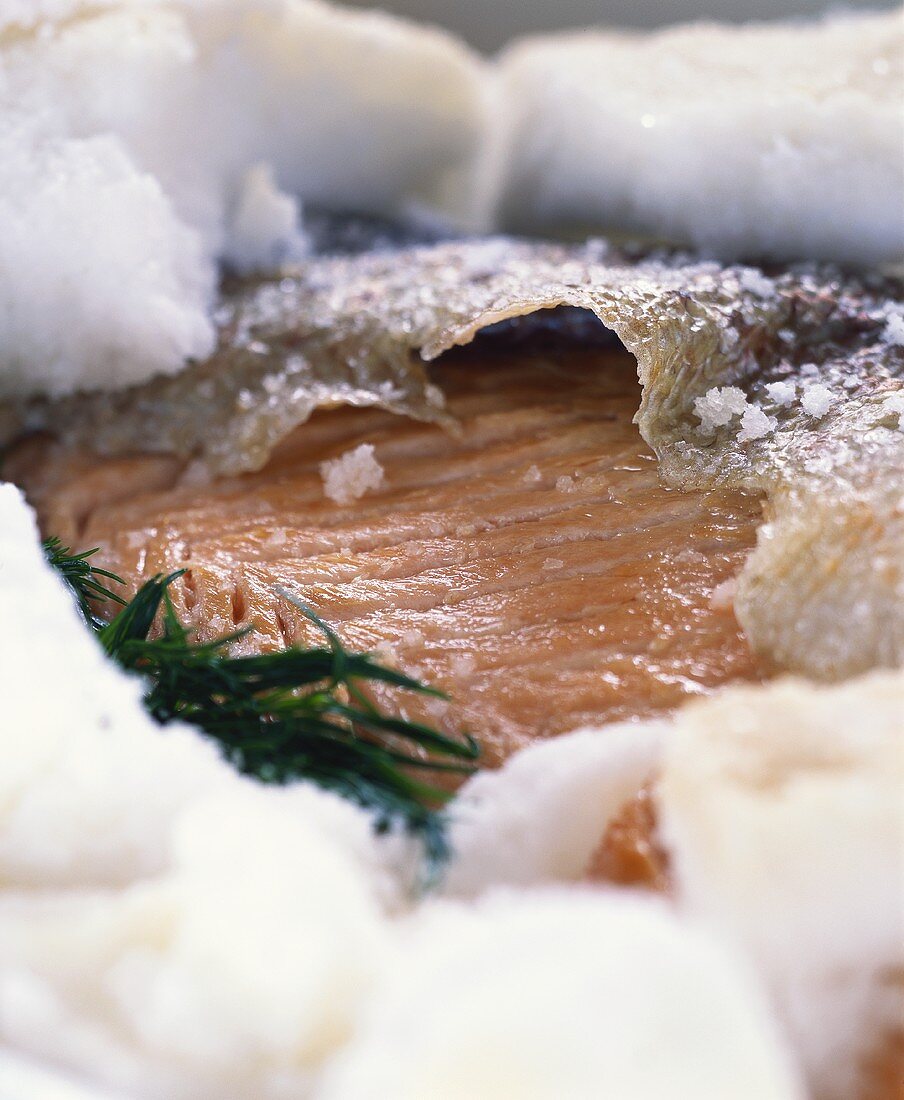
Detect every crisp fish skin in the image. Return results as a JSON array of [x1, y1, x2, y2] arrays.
[[5, 238, 902, 681]]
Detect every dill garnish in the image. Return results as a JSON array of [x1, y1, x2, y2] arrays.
[[44, 539, 478, 875], [42, 536, 127, 630]]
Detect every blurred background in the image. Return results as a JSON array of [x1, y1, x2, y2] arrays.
[[347, 0, 898, 51]]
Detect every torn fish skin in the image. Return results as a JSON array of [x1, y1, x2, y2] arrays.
[[5, 238, 901, 681]]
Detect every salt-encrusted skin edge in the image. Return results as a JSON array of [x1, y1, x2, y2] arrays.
[[4, 238, 902, 679]]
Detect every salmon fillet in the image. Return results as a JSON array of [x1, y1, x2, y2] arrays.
[[8, 342, 766, 767]]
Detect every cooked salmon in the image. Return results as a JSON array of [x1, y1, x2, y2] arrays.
[[586, 785, 669, 891], [8, 341, 767, 767]]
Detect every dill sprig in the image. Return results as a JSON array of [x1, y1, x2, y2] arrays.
[[42, 536, 126, 630], [44, 539, 478, 875]]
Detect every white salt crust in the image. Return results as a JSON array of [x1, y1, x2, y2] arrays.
[[319, 891, 803, 1100], [0, 0, 488, 398], [497, 12, 904, 266], [737, 404, 777, 442], [0, 6, 901, 401], [660, 674, 904, 1100], [0, 483, 806, 1099]]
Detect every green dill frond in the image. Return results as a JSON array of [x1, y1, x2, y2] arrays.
[[43, 536, 126, 629], [47, 543, 478, 878]]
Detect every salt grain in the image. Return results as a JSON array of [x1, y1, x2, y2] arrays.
[[451, 653, 476, 676], [556, 475, 576, 493], [737, 405, 777, 442], [693, 386, 748, 432], [882, 311, 904, 347], [709, 578, 738, 610], [765, 380, 796, 407], [739, 268, 776, 298], [320, 443, 385, 505], [879, 392, 904, 430], [800, 383, 834, 418]]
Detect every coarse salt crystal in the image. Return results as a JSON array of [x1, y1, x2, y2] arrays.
[[737, 405, 777, 443], [451, 653, 476, 676], [765, 380, 796, 407], [882, 311, 904, 347], [709, 578, 738, 610], [522, 464, 543, 484], [542, 558, 565, 570], [556, 475, 576, 493], [800, 383, 834, 418], [879, 392, 904, 430], [693, 386, 748, 433], [319, 443, 385, 505], [739, 268, 776, 298]]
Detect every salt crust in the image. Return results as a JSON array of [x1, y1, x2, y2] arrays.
[[766, 379, 797, 406], [319, 891, 802, 1100], [694, 384, 776, 442], [0, 484, 804, 1099], [1, 7, 901, 401], [0, 0, 488, 398], [319, 443, 385, 506], [660, 673, 904, 1100], [497, 12, 904, 265]]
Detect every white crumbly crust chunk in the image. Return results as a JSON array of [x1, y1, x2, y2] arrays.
[[443, 723, 664, 897], [0, 0, 487, 398], [224, 163, 306, 274], [659, 672, 904, 1100], [320, 443, 385, 505], [738, 267, 778, 298], [0, 484, 416, 1097], [0, 129, 217, 399], [320, 891, 803, 1100], [497, 12, 904, 265]]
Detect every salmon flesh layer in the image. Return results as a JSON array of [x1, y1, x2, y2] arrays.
[[9, 343, 767, 767]]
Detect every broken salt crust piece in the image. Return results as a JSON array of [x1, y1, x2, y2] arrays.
[[320, 444, 385, 506]]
